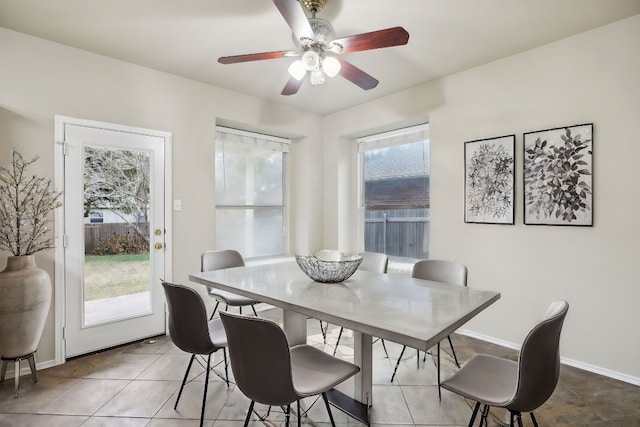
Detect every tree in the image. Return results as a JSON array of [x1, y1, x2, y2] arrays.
[[84, 147, 150, 243]]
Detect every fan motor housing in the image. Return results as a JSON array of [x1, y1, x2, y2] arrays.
[[301, 0, 327, 14]]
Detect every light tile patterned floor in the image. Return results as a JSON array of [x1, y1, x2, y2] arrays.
[[1, 309, 639, 426]]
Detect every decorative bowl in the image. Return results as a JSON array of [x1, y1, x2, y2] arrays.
[[295, 254, 363, 283]]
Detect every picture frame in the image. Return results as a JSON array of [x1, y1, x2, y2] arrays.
[[523, 123, 593, 226], [464, 134, 515, 224]]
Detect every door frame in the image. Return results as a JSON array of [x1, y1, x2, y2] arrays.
[[53, 115, 172, 364]]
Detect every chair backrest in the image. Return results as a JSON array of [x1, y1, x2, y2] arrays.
[[314, 249, 344, 261], [201, 249, 245, 272], [359, 252, 389, 274], [508, 300, 569, 412], [161, 281, 219, 355], [411, 259, 468, 286], [220, 311, 299, 406]]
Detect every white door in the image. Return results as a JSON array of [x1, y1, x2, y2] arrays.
[[56, 117, 171, 358]]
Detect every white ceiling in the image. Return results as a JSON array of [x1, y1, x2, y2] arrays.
[[1, 0, 639, 115]]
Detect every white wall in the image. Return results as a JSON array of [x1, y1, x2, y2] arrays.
[[323, 15, 640, 382], [2, 13, 639, 383], [0, 27, 324, 364]]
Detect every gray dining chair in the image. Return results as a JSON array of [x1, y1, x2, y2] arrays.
[[441, 300, 569, 427], [390, 259, 468, 392], [201, 249, 259, 319], [220, 311, 361, 427], [161, 281, 229, 427], [333, 251, 389, 356]]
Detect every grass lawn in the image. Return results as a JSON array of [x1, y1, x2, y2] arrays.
[[84, 253, 150, 301]]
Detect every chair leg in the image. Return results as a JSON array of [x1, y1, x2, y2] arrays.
[[321, 392, 337, 427], [380, 338, 390, 359], [416, 349, 420, 368], [251, 304, 259, 317], [297, 400, 301, 427], [467, 402, 481, 427], [530, 411, 539, 427], [209, 301, 221, 320], [175, 354, 196, 409], [447, 335, 460, 368], [437, 342, 442, 402], [333, 327, 344, 356], [390, 345, 407, 382], [200, 354, 211, 427], [510, 411, 523, 427], [285, 404, 291, 427], [222, 348, 229, 387], [243, 400, 255, 427], [319, 320, 327, 343], [479, 405, 490, 427]]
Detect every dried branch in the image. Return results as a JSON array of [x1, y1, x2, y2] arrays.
[[0, 151, 62, 256]]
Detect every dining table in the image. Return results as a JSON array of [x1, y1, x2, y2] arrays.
[[189, 259, 500, 425]]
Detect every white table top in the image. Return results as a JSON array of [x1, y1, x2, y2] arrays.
[[189, 260, 501, 351]]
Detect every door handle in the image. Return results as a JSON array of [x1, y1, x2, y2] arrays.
[[154, 242, 163, 250]]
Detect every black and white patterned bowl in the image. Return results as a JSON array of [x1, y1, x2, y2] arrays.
[[295, 255, 363, 283]]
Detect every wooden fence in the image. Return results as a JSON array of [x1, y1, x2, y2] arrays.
[[84, 216, 427, 258], [84, 223, 150, 254], [364, 209, 430, 259]]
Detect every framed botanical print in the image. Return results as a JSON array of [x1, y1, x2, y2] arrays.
[[523, 123, 593, 226], [464, 134, 515, 224]]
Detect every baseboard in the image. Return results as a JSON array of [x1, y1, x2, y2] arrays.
[[1, 358, 58, 380], [458, 329, 640, 387]]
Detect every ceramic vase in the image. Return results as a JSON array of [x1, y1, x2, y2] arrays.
[[0, 255, 52, 359]]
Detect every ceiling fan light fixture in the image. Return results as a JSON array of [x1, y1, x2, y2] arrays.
[[288, 60, 307, 80], [322, 56, 341, 77], [310, 68, 326, 86], [301, 50, 320, 71]]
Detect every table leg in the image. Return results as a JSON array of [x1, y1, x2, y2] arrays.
[[283, 310, 307, 345], [325, 331, 371, 425], [353, 332, 373, 406]]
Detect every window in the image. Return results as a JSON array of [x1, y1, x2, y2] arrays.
[[215, 127, 289, 258], [88, 211, 104, 224], [359, 124, 430, 259]]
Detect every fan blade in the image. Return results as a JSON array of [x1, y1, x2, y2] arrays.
[[218, 50, 294, 64], [331, 27, 409, 54], [273, 0, 315, 42], [338, 59, 379, 90], [282, 76, 305, 96]]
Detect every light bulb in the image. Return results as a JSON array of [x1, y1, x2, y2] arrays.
[[288, 60, 306, 80], [322, 56, 341, 77], [301, 50, 320, 71], [310, 69, 326, 86]]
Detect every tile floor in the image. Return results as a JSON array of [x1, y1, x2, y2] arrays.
[[1, 309, 639, 426]]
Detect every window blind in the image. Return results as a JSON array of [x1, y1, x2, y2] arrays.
[[357, 123, 428, 152]]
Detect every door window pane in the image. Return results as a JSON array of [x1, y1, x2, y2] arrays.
[[83, 146, 152, 325]]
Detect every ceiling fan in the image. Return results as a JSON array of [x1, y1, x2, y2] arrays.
[[218, 0, 409, 96]]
